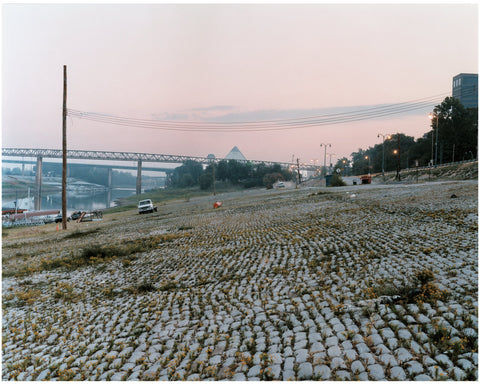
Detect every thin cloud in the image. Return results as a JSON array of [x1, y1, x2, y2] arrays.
[[151, 112, 190, 121], [188, 105, 235, 112]]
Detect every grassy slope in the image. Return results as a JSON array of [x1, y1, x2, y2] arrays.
[[105, 182, 249, 214]]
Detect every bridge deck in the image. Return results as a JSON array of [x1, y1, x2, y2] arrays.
[[2, 148, 300, 169]]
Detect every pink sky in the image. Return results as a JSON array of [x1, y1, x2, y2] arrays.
[[2, 3, 478, 165]]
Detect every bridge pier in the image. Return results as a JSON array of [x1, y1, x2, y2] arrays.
[[136, 160, 142, 195], [34, 156, 43, 210], [107, 167, 113, 189], [107, 168, 112, 207]]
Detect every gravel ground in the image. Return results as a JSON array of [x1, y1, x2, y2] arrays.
[[2, 180, 478, 381]]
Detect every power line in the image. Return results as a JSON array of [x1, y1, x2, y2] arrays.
[[67, 91, 463, 133]]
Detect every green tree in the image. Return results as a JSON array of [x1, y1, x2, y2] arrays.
[[333, 157, 351, 176], [408, 133, 432, 167], [351, 149, 368, 175], [215, 160, 229, 182], [351, 134, 416, 176], [171, 160, 203, 187], [170, 159, 293, 190], [262, 172, 284, 188], [430, 97, 478, 163], [199, 171, 213, 190]]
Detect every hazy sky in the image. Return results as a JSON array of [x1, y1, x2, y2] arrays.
[[2, 3, 478, 165]]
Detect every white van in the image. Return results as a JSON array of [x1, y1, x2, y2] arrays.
[[138, 199, 157, 214]]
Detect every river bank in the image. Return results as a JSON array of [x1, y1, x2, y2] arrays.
[[2, 180, 478, 380]]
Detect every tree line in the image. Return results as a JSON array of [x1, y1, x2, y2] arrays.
[[344, 97, 477, 176], [36, 163, 138, 187], [168, 159, 294, 190]]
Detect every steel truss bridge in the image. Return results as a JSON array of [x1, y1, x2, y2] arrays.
[[1, 148, 294, 168], [2, 148, 310, 210]]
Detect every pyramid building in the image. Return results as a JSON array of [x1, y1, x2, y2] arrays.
[[224, 146, 247, 161]]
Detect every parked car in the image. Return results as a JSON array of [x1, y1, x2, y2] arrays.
[[70, 211, 84, 220], [54, 214, 70, 223], [138, 199, 157, 214], [43, 215, 56, 224]]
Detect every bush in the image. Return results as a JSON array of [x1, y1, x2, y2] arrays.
[[80, 244, 121, 261], [329, 174, 347, 187], [413, 268, 435, 286], [263, 172, 284, 188], [135, 280, 157, 293], [242, 179, 260, 189], [371, 268, 449, 304], [199, 173, 213, 190]]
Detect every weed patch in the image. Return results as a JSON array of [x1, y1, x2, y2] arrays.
[[3, 287, 42, 308], [64, 228, 101, 239], [158, 281, 179, 292], [53, 282, 84, 302], [80, 244, 124, 261], [126, 280, 157, 294], [370, 268, 449, 304], [9, 232, 187, 276]]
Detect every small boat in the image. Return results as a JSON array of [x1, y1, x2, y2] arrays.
[[2, 208, 28, 215], [6, 210, 60, 221]]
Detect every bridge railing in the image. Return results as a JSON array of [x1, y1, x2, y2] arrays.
[[2, 148, 301, 169]]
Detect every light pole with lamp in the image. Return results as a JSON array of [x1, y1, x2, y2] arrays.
[[428, 112, 439, 167], [396, 133, 401, 181], [342, 159, 347, 176], [320, 143, 331, 176], [327, 153, 335, 175], [364, 155, 371, 175], [310, 159, 319, 176], [377, 133, 391, 178]]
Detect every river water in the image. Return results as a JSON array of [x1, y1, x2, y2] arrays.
[[3, 188, 137, 213]]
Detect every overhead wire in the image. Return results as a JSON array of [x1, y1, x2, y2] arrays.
[[67, 101, 433, 132], [67, 90, 469, 133]]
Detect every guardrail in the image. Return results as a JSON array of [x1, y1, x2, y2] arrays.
[[378, 159, 478, 176], [358, 159, 478, 178]]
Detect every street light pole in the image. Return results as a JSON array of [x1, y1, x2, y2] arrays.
[[435, 116, 438, 167], [377, 133, 391, 179], [327, 153, 335, 172], [395, 133, 401, 181], [364, 155, 371, 175], [320, 143, 331, 176], [429, 112, 439, 167]]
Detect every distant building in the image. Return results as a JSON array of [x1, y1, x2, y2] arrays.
[[452, 73, 478, 108], [224, 146, 247, 161]]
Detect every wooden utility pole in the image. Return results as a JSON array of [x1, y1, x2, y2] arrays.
[[396, 133, 401, 182], [62, 65, 67, 230], [212, 161, 216, 196], [296, 158, 301, 187]]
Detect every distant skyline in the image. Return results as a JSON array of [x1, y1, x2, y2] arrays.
[[2, 3, 478, 164]]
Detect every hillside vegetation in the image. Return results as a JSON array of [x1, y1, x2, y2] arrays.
[[375, 161, 477, 183]]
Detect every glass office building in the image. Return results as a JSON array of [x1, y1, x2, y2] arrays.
[[452, 73, 478, 109]]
